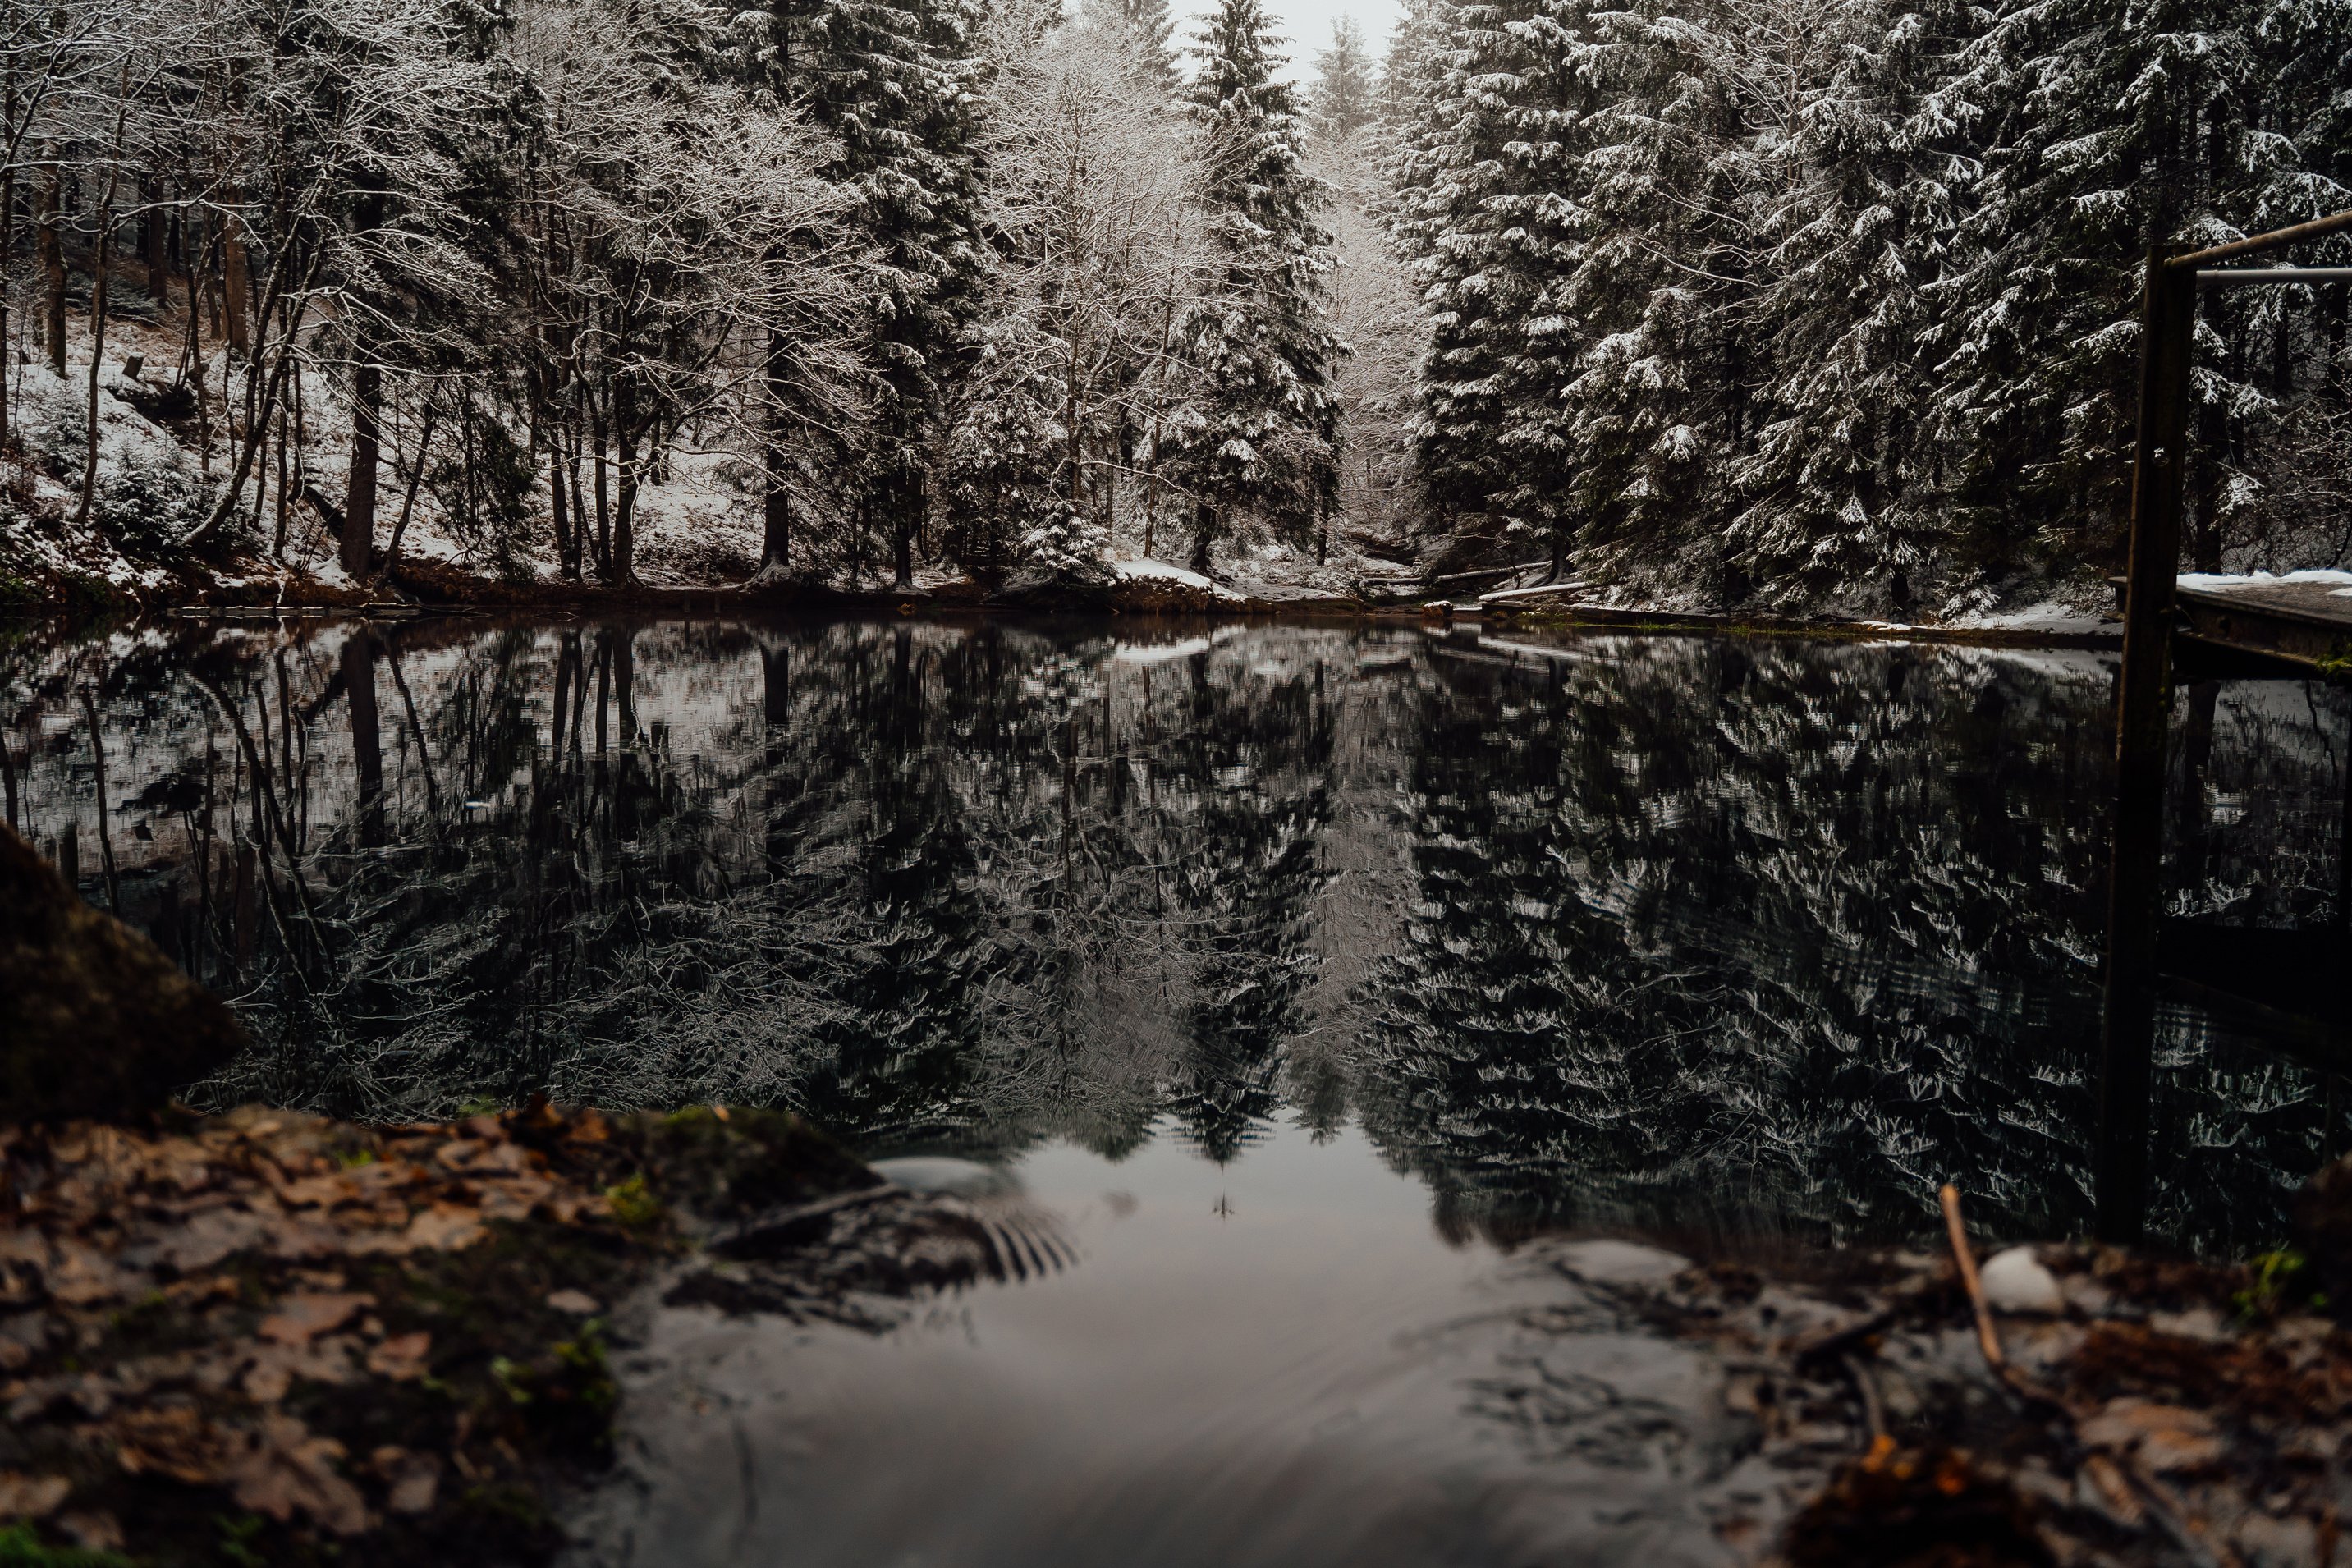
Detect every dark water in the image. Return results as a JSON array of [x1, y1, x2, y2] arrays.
[[11, 612, 2346, 1564], [2, 614, 2345, 1253]]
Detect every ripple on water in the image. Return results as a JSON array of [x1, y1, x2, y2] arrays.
[[564, 1121, 1822, 1568]]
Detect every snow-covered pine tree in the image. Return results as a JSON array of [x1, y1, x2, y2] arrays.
[[1377, 0, 1442, 128], [1387, 0, 1602, 574], [719, 0, 992, 586], [1716, 0, 1974, 612], [1169, 0, 1342, 575], [952, 11, 1192, 587], [1309, 17, 1378, 142], [1925, 0, 2352, 586]]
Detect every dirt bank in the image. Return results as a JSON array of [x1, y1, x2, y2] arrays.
[[0, 1099, 1052, 1567]]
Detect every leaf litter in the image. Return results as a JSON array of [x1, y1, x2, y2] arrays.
[[0, 1099, 1040, 1566]]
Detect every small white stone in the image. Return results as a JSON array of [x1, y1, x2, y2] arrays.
[[1979, 1247, 2065, 1314]]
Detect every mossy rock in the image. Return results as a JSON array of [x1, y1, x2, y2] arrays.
[[0, 822, 245, 1123]]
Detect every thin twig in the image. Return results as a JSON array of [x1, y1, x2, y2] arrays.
[[1841, 1352, 1886, 1447], [1940, 1181, 2005, 1370], [1941, 1183, 2240, 1568]]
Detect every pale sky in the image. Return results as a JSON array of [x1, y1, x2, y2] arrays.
[[1175, 0, 1403, 84]]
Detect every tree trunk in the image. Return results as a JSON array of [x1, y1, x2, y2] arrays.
[[562, 412, 588, 580], [76, 80, 131, 531], [142, 177, 166, 287], [888, 462, 916, 589], [342, 361, 380, 577], [221, 199, 251, 359], [38, 155, 64, 378], [590, 401, 612, 578], [343, 630, 383, 848], [549, 420, 574, 576], [0, 163, 12, 459], [271, 385, 290, 557], [612, 377, 637, 584], [1189, 497, 1215, 575], [759, 330, 791, 574], [380, 400, 436, 585], [0, 74, 14, 456]]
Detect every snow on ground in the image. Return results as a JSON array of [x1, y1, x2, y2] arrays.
[[1944, 598, 2117, 635], [2177, 568, 2352, 597], [1112, 557, 1225, 591], [1476, 581, 1594, 607]]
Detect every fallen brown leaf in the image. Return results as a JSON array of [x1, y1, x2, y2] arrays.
[[0, 1472, 71, 1520], [365, 1331, 431, 1380], [402, 1202, 486, 1252], [369, 1447, 441, 1515], [44, 1238, 134, 1306], [242, 1336, 358, 1402], [152, 1206, 269, 1273], [230, 1414, 371, 1535], [2078, 1397, 2225, 1474], [477, 1177, 557, 1221], [273, 1171, 360, 1209], [258, 1291, 373, 1346], [545, 1289, 599, 1316], [106, 1407, 241, 1484]]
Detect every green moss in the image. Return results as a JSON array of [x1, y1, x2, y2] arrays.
[[615, 1107, 876, 1222], [210, 1514, 266, 1568], [2233, 1246, 2325, 1320], [602, 1173, 662, 1230], [0, 1523, 139, 1568]]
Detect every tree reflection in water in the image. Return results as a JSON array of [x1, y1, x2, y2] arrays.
[[3, 616, 2344, 1253]]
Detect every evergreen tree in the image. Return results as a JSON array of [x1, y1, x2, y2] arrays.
[[1925, 0, 2352, 585], [1386, 0, 1598, 571], [1171, 0, 1342, 575], [1109, 0, 1180, 94], [720, 0, 993, 587], [1717, 0, 1975, 612], [1309, 17, 1377, 142]]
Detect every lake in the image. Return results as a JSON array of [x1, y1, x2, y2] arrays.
[[4, 613, 2342, 1562]]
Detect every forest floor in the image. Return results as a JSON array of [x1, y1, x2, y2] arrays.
[[7, 1093, 2352, 1566], [1614, 1194, 2352, 1568], [0, 1101, 1059, 1568]]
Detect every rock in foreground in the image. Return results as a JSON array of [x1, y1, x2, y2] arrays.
[[0, 822, 245, 1124]]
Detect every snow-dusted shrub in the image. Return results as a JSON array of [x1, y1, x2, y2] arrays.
[[7, 366, 211, 556], [10, 368, 88, 479], [94, 445, 209, 554], [1010, 501, 1112, 590]]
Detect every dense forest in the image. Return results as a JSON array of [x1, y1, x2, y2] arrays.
[[0, 0, 2345, 611]]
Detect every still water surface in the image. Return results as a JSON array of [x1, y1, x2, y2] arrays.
[[4, 613, 2345, 1561]]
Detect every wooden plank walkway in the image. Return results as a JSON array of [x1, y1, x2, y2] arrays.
[[2174, 576, 2352, 670]]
